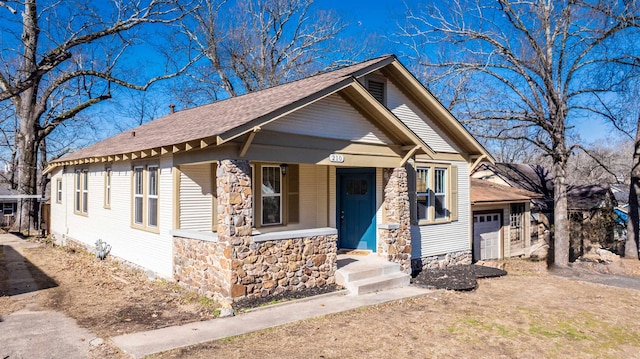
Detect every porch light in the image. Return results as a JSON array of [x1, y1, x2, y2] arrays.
[[280, 163, 288, 175]]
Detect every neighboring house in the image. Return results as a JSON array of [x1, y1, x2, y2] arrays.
[[0, 182, 19, 227], [470, 178, 540, 261], [472, 162, 618, 260], [46, 55, 493, 303]]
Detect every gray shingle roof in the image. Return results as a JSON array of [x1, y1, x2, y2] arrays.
[[53, 55, 396, 163]]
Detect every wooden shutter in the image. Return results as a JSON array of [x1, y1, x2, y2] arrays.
[[287, 164, 299, 223], [449, 165, 458, 221]]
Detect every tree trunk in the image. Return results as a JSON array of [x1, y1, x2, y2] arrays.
[[625, 116, 640, 259], [553, 159, 570, 267]]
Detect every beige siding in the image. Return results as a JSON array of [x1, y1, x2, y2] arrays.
[[49, 156, 175, 277], [179, 164, 213, 231], [387, 81, 460, 153], [263, 94, 392, 144], [291, 164, 328, 229], [411, 160, 471, 258]]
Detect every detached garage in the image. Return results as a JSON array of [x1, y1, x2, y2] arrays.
[[470, 179, 540, 261]]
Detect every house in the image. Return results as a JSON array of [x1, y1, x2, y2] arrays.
[[46, 55, 493, 303], [472, 162, 618, 260], [470, 178, 541, 261]]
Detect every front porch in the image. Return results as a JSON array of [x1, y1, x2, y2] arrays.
[[171, 159, 412, 303]]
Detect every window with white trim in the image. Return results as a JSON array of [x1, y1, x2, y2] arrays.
[[104, 168, 112, 208], [147, 166, 158, 228], [132, 164, 159, 230], [56, 179, 62, 203], [261, 165, 282, 225], [416, 168, 430, 221], [133, 167, 144, 225], [74, 170, 88, 215], [434, 168, 447, 220], [415, 165, 456, 223]]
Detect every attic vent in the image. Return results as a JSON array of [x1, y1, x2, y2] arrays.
[[368, 80, 385, 104]]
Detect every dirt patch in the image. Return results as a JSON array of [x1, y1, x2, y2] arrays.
[[21, 245, 219, 338], [152, 258, 640, 359]]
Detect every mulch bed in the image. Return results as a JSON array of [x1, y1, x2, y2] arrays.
[[411, 265, 507, 291], [232, 284, 340, 311]]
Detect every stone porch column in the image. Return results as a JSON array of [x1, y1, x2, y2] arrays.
[[379, 167, 412, 273], [216, 159, 253, 300]]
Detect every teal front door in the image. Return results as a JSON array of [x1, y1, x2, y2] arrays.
[[337, 168, 376, 251]]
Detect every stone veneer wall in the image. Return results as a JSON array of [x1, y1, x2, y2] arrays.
[[411, 250, 472, 272], [173, 237, 230, 300], [231, 234, 337, 298], [378, 167, 411, 273], [173, 234, 338, 301]]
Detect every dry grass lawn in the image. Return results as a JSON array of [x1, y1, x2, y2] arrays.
[[4, 240, 640, 358], [155, 259, 640, 359]]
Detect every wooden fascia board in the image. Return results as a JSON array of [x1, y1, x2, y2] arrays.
[[216, 78, 355, 146], [382, 61, 495, 162], [341, 81, 435, 159]]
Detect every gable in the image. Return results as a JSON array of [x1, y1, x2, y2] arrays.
[[386, 80, 460, 153], [262, 93, 393, 145]]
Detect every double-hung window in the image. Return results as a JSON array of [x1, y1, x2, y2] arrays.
[[104, 168, 112, 208], [261, 165, 282, 225], [415, 164, 457, 223], [147, 166, 158, 228], [252, 163, 299, 227], [133, 167, 144, 225], [434, 168, 447, 220], [416, 168, 430, 221], [132, 164, 159, 231], [56, 179, 63, 203], [74, 170, 88, 215]]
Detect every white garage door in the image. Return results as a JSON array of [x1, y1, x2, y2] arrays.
[[473, 213, 501, 261]]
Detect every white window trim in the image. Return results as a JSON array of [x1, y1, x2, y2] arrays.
[[416, 164, 450, 224], [434, 167, 447, 221], [133, 166, 144, 226], [104, 168, 112, 208], [147, 165, 158, 228], [416, 167, 430, 222], [261, 165, 283, 226], [132, 164, 160, 232], [56, 179, 63, 203]]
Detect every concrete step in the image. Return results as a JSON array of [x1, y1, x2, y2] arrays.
[[336, 261, 401, 285], [343, 272, 410, 296]]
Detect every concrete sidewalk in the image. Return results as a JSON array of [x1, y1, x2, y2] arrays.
[[112, 286, 432, 358], [0, 233, 99, 359]]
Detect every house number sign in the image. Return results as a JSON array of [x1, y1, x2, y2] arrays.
[[329, 154, 344, 163]]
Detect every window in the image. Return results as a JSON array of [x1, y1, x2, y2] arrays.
[[434, 168, 447, 220], [104, 168, 112, 208], [56, 179, 62, 203], [415, 164, 457, 223], [252, 163, 299, 227], [74, 170, 88, 214], [133, 167, 144, 225], [416, 168, 430, 221], [261, 165, 282, 225], [132, 164, 159, 231], [148, 166, 158, 227]]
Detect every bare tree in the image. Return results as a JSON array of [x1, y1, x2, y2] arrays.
[[0, 0, 199, 229], [179, 0, 350, 101], [627, 115, 640, 259], [399, 0, 640, 266]]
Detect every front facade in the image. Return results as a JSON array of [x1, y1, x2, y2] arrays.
[[48, 55, 492, 302]]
